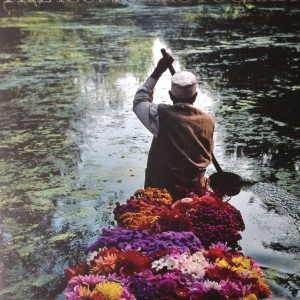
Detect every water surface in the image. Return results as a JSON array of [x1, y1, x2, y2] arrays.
[[0, 4, 299, 299]]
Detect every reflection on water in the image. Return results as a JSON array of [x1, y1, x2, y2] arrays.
[[0, 4, 299, 299]]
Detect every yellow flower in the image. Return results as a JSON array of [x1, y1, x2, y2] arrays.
[[258, 277, 269, 288], [232, 256, 251, 270], [243, 294, 258, 300], [216, 258, 229, 268], [232, 265, 246, 274], [94, 282, 123, 300]]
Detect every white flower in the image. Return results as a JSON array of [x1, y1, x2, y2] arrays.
[[152, 251, 207, 280], [166, 258, 180, 269], [190, 251, 206, 264], [203, 280, 221, 290], [151, 258, 168, 271]]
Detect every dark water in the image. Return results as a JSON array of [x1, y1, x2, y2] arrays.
[[0, 4, 299, 299]]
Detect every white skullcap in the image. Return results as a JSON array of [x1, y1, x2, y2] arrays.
[[171, 71, 197, 99]]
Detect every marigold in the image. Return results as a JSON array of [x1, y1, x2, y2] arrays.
[[134, 187, 173, 206]]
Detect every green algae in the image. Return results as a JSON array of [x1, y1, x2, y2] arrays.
[[0, 8, 156, 298], [32, 274, 58, 288], [48, 232, 77, 243]]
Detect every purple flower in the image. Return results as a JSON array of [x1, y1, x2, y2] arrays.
[[128, 270, 190, 299], [85, 228, 203, 256], [65, 274, 107, 299], [220, 279, 252, 299]]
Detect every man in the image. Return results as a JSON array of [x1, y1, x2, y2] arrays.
[[133, 52, 215, 199]]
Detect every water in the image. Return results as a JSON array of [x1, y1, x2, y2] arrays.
[[0, 4, 299, 299]]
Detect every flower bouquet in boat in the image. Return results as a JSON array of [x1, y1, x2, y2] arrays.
[[64, 188, 271, 300]]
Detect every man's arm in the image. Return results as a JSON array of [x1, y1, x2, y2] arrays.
[[133, 77, 159, 137], [133, 52, 174, 137]]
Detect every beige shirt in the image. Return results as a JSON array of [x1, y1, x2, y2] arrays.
[[133, 77, 193, 138]]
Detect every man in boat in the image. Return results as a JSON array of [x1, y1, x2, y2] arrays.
[[133, 52, 215, 199]]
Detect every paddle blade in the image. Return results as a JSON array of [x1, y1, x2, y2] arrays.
[[209, 172, 242, 196]]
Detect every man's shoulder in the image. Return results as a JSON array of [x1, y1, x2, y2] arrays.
[[189, 106, 215, 125], [158, 104, 214, 123], [157, 103, 172, 111]]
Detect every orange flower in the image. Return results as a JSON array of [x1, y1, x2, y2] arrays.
[[91, 249, 118, 275], [134, 187, 173, 206]]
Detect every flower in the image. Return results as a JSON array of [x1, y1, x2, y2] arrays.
[[152, 257, 169, 271], [134, 187, 173, 206], [94, 282, 124, 300], [91, 250, 118, 275], [85, 228, 203, 256], [157, 208, 193, 232], [65, 188, 271, 300], [128, 270, 190, 299], [116, 250, 151, 276], [189, 280, 224, 300], [244, 294, 258, 300], [151, 251, 207, 280], [159, 192, 245, 250], [65, 274, 107, 300], [220, 280, 252, 299]]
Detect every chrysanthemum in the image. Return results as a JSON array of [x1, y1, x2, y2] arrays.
[[65, 274, 107, 300], [94, 282, 123, 300], [152, 251, 207, 280], [91, 252, 117, 275], [189, 280, 224, 300]]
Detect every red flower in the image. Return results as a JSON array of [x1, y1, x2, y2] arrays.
[[204, 248, 232, 263], [116, 250, 151, 276], [157, 208, 193, 232], [206, 265, 238, 282], [175, 287, 191, 299], [64, 261, 89, 281]]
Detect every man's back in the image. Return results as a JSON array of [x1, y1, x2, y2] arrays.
[[157, 103, 214, 170], [145, 103, 214, 196]]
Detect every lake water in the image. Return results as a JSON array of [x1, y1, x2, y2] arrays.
[[0, 3, 299, 299]]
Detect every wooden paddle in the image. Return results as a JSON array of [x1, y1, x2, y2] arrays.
[[161, 48, 243, 196]]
